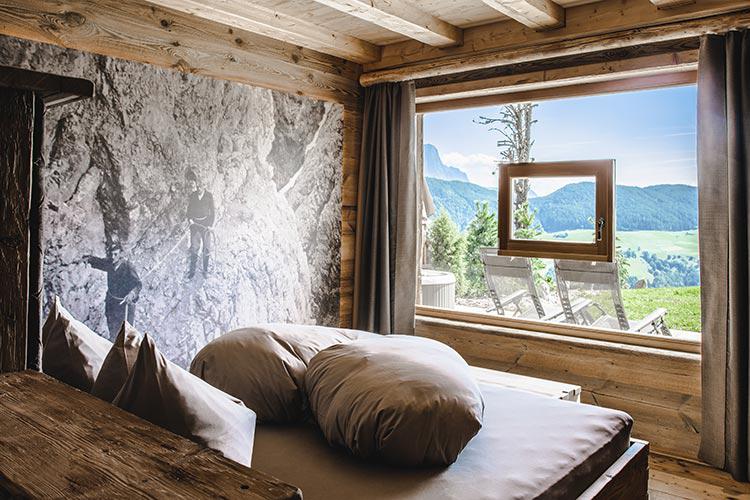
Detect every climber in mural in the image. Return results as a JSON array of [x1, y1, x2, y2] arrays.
[[83, 242, 142, 340], [185, 169, 216, 280]]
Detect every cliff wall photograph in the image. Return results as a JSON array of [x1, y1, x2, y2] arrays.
[[0, 35, 344, 367]]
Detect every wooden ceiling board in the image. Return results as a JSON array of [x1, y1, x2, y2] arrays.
[[408, 0, 510, 28], [250, 0, 511, 46], [246, 0, 404, 45], [142, 0, 609, 51]]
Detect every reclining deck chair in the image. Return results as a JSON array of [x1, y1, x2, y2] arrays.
[[479, 248, 590, 321], [553, 259, 671, 336], [479, 249, 546, 318]]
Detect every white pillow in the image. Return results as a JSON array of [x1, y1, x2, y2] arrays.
[[91, 321, 142, 402], [114, 334, 257, 466], [42, 297, 112, 391]]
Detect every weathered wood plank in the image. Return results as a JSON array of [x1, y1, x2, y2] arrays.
[[416, 316, 702, 460], [339, 101, 361, 329], [144, 0, 381, 63], [310, 0, 462, 47], [415, 49, 698, 104], [0, 64, 93, 107], [580, 441, 649, 500], [0, 371, 301, 499], [416, 70, 696, 113], [651, 0, 696, 9], [0, 89, 33, 374], [482, 0, 565, 31], [27, 96, 44, 372], [0, 0, 361, 106], [649, 454, 750, 499], [413, 38, 700, 90]]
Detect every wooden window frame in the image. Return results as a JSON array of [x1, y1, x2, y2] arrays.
[[498, 160, 615, 262], [415, 65, 701, 350]]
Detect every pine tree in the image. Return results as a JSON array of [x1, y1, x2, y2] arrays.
[[464, 201, 498, 297], [427, 208, 466, 294]]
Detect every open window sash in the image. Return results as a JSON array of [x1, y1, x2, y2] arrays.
[[498, 160, 615, 262]]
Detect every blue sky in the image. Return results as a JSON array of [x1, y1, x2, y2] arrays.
[[424, 85, 697, 195]]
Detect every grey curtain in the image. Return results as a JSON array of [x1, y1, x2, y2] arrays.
[[353, 82, 418, 335], [698, 30, 750, 482]]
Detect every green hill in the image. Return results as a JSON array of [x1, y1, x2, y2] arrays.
[[530, 182, 698, 232], [426, 177, 698, 232], [426, 177, 498, 230]]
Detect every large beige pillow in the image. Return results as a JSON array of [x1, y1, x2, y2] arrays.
[[91, 321, 142, 402], [42, 296, 112, 391], [190, 323, 374, 423], [114, 334, 257, 466], [305, 335, 485, 467]]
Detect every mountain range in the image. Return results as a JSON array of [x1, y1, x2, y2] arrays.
[[423, 143, 698, 232], [426, 177, 698, 232]]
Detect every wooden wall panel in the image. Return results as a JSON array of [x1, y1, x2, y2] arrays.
[[0, 89, 34, 373], [416, 317, 702, 460], [339, 102, 362, 328]]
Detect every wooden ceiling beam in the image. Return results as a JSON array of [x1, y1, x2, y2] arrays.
[[365, 0, 750, 73], [309, 0, 462, 47], [145, 0, 380, 63], [415, 50, 698, 104], [416, 70, 697, 113], [482, 0, 565, 31], [361, 2, 750, 86]]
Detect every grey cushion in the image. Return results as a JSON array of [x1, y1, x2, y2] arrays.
[[190, 323, 374, 423], [114, 334, 257, 466], [91, 321, 142, 402], [42, 296, 112, 392], [305, 335, 485, 467]]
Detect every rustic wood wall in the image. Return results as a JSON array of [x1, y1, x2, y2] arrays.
[[340, 105, 362, 328], [0, 89, 34, 372], [0, 0, 363, 328], [417, 317, 702, 460]]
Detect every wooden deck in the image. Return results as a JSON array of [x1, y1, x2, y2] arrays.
[[650, 454, 750, 499]]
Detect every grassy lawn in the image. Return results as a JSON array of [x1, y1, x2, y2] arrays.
[[622, 286, 700, 332], [541, 229, 699, 258]]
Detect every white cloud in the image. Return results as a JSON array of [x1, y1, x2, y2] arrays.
[[442, 152, 499, 187]]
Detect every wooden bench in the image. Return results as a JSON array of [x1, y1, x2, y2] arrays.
[[0, 371, 301, 499]]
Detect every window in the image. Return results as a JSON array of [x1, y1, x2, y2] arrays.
[[498, 160, 614, 262], [417, 78, 700, 349]]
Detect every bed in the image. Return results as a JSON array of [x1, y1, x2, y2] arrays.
[[253, 384, 648, 500]]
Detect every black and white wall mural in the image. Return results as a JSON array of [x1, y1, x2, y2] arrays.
[[0, 36, 344, 367]]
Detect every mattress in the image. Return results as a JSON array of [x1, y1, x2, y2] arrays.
[[252, 383, 632, 500]]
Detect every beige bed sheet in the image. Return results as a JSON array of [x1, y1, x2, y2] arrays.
[[253, 383, 632, 500]]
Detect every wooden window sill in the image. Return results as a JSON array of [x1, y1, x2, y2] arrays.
[[415, 305, 701, 355]]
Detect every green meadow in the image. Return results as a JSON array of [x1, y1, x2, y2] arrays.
[[537, 230, 700, 332], [540, 229, 699, 258]]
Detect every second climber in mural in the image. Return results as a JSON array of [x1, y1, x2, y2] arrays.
[[83, 242, 142, 340], [185, 169, 216, 279]]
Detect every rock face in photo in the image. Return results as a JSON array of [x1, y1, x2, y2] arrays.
[[0, 36, 343, 368]]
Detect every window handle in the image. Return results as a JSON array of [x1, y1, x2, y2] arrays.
[[596, 217, 605, 242]]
